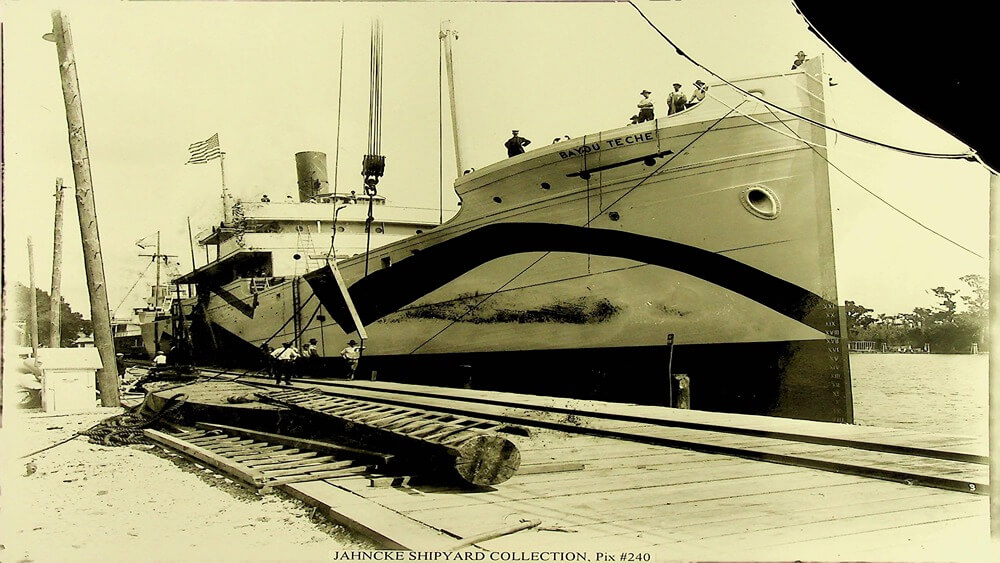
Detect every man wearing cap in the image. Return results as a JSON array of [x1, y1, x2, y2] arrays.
[[791, 50, 807, 70], [667, 83, 688, 115], [504, 130, 531, 158], [686, 80, 708, 108], [636, 89, 655, 123]]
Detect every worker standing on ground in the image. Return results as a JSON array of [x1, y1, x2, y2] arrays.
[[505, 130, 531, 157], [636, 89, 654, 122], [667, 83, 687, 115], [271, 342, 299, 385], [152, 350, 167, 374], [260, 344, 275, 378], [340, 339, 361, 380], [116, 353, 127, 378]]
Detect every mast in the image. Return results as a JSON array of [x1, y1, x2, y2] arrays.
[[220, 153, 231, 223], [439, 21, 463, 178], [154, 230, 161, 347], [46, 10, 120, 406], [49, 178, 66, 347], [187, 216, 196, 297], [155, 231, 161, 308]]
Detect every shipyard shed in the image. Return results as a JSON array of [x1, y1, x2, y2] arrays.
[[35, 348, 101, 412]]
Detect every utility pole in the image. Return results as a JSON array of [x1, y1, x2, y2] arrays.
[[27, 238, 40, 363], [440, 22, 463, 178], [46, 10, 119, 405], [49, 178, 66, 347]]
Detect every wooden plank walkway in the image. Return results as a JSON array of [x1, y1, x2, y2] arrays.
[[151, 379, 991, 558], [313, 378, 988, 460], [331, 429, 987, 558], [232, 378, 987, 495]]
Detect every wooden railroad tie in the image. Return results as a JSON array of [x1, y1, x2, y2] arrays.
[[143, 423, 389, 493], [257, 388, 523, 487]]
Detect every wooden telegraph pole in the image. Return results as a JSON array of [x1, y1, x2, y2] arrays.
[[27, 238, 40, 362], [49, 178, 66, 347], [46, 11, 119, 405]]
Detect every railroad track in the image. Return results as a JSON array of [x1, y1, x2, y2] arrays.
[[187, 369, 989, 496], [144, 422, 390, 492]]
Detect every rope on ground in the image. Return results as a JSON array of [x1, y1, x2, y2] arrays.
[[79, 393, 189, 447], [21, 393, 189, 458]]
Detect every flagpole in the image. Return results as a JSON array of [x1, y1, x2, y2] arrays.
[[219, 152, 230, 223]]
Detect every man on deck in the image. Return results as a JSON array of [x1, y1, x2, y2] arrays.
[[636, 89, 654, 122], [667, 83, 687, 115], [686, 80, 708, 108], [791, 50, 808, 70], [505, 130, 531, 157]]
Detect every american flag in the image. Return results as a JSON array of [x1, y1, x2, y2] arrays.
[[186, 133, 222, 164]]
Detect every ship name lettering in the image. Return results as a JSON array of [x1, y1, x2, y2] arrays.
[[558, 132, 654, 159]]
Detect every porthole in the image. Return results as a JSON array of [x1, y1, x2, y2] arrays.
[[337, 226, 345, 232], [608, 211, 621, 222], [375, 227, 384, 233], [416, 229, 424, 234], [540, 182, 551, 190], [739, 185, 780, 219], [493, 196, 503, 203], [293, 253, 302, 260]]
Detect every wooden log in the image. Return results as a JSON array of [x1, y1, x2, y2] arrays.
[[454, 434, 521, 486], [260, 389, 521, 486]]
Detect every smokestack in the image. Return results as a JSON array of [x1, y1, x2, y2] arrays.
[[295, 151, 329, 202]]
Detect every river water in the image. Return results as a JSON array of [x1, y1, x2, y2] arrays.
[[849, 353, 988, 438]]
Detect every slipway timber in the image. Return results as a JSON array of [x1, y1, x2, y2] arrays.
[[145, 376, 989, 557]]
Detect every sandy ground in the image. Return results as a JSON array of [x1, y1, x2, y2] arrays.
[[1, 407, 376, 562]]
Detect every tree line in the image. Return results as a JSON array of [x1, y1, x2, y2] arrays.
[[13, 283, 93, 348], [845, 274, 987, 353]]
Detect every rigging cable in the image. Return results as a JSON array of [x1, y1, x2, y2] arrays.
[[439, 29, 445, 225], [111, 260, 155, 318], [362, 17, 385, 278], [584, 102, 746, 227], [789, 0, 849, 64], [327, 23, 347, 262], [625, 1, 979, 163], [333, 22, 345, 200], [760, 102, 985, 259], [407, 105, 744, 355]]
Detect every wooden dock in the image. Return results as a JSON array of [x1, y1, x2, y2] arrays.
[[149, 377, 991, 559]]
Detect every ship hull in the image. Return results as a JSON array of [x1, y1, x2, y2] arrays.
[[187, 60, 854, 423]]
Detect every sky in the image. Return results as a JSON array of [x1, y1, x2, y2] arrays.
[[1, 0, 989, 324]]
